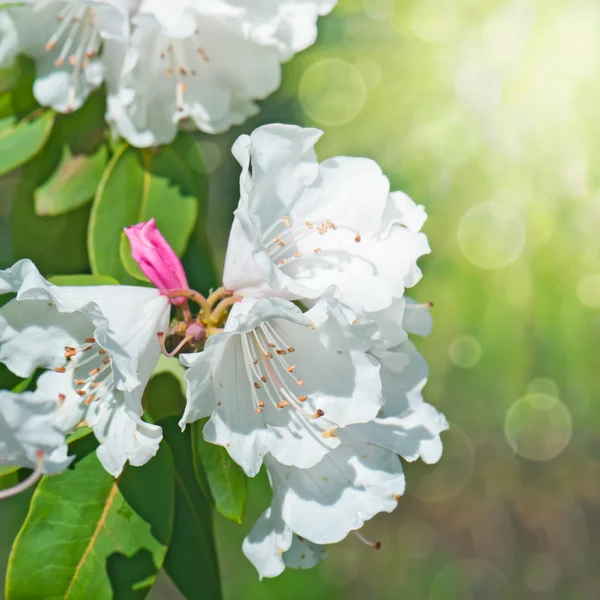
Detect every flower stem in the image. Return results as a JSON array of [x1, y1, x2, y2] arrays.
[[206, 287, 232, 309], [209, 295, 240, 326], [180, 300, 193, 324], [165, 288, 211, 315]]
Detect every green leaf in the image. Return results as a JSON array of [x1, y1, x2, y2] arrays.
[[191, 420, 248, 524], [11, 138, 91, 275], [65, 426, 93, 445], [0, 110, 54, 177], [88, 144, 199, 284], [0, 466, 19, 478], [6, 445, 175, 600], [152, 355, 187, 397], [171, 134, 218, 294], [119, 231, 150, 283], [49, 274, 119, 286], [144, 372, 186, 424], [34, 144, 109, 216], [160, 417, 221, 600]]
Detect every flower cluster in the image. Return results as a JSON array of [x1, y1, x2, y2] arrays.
[[0, 125, 447, 578], [0, 0, 335, 146]]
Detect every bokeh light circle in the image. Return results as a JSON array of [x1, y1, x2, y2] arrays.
[[299, 58, 367, 126], [448, 335, 482, 368], [457, 202, 526, 269], [577, 273, 600, 308], [430, 559, 512, 600], [409, 426, 475, 503], [527, 377, 560, 397], [504, 393, 572, 461], [397, 520, 436, 559], [523, 553, 562, 592]]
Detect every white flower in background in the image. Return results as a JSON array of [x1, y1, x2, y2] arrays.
[[0, 259, 170, 476], [0, 0, 131, 112], [106, 0, 337, 147], [223, 124, 430, 315], [179, 296, 383, 477], [243, 300, 447, 578]]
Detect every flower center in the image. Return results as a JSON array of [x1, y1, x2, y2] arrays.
[[54, 337, 113, 407], [239, 322, 325, 422], [43, 2, 101, 111], [261, 216, 362, 267], [158, 29, 210, 111]]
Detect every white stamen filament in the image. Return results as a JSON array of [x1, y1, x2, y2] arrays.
[[247, 326, 324, 420], [54, 5, 87, 66], [262, 217, 361, 266], [0, 451, 45, 501]]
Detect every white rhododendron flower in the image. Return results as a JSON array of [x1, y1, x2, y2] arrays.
[[106, 0, 337, 146], [0, 0, 131, 113], [243, 441, 405, 578], [179, 296, 383, 477], [223, 124, 430, 314], [0, 259, 170, 476], [243, 300, 447, 578]]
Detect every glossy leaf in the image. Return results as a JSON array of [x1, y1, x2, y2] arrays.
[[192, 420, 248, 524], [0, 110, 54, 177], [88, 144, 199, 284], [34, 144, 109, 216], [49, 274, 119, 287], [161, 417, 221, 600], [6, 445, 175, 600]]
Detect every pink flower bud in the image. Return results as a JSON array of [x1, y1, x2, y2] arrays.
[[124, 219, 189, 305]]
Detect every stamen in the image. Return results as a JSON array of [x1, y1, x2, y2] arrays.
[[0, 451, 45, 501], [354, 531, 381, 550], [407, 301, 434, 309]]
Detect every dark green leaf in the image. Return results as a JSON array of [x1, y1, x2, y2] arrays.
[[161, 417, 221, 600], [171, 134, 218, 293], [88, 145, 199, 283], [11, 136, 91, 274], [49, 274, 119, 286], [6, 445, 175, 600], [34, 144, 109, 216], [0, 57, 36, 118], [192, 420, 248, 524], [0, 110, 54, 177]]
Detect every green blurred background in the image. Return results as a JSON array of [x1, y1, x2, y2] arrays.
[[3, 0, 600, 598]]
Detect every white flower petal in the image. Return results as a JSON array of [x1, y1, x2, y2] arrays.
[[0, 390, 72, 474], [92, 395, 162, 476], [283, 534, 326, 572], [242, 503, 292, 580], [268, 442, 405, 545]]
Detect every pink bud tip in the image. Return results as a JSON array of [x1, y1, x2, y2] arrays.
[[124, 219, 189, 305], [186, 322, 206, 343]]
